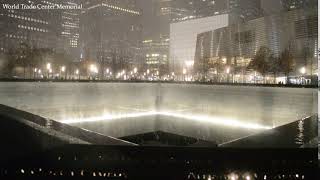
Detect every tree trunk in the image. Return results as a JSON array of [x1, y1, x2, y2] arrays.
[[23, 65, 26, 79], [286, 73, 289, 84]]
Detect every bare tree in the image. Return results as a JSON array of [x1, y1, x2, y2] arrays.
[[247, 46, 271, 83], [301, 47, 312, 75], [268, 54, 281, 84], [279, 47, 294, 84], [2, 48, 18, 77], [213, 58, 224, 83]]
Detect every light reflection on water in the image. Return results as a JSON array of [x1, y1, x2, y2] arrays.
[[295, 120, 304, 145]]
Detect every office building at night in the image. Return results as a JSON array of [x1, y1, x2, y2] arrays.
[[194, 8, 318, 83], [0, 0, 63, 53], [60, 0, 81, 61], [140, 36, 170, 76], [80, 0, 142, 76]]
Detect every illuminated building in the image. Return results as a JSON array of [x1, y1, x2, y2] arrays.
[[60, 0, 81, 61], [169, 14, 229, 74], [141, 36, 170, 75], [194, 8, 318, 83], [0, 0, 62, 53], [80, 0, 142, 76]]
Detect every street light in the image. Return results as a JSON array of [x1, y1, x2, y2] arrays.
[[134, 67, 137, 74], [300, 67, 306, 74], [226, 67, 230, 74], [46, 63, 51, 70], [183, 68, 187, 81], [147, 69, 150, 74], [90, 64, 98, 73], [75, 69, 80, 80], [61, 66, 66, 72], [33, 68, 38, 79], [300, 67, 306, 85], [46, 63, 51, 79]]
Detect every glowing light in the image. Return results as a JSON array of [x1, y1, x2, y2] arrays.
[[185, 61, 194, 67], [62, 111, 158, 124], [46, 63, 51, 70], [75, 69, 79, 75], [300, 67, 306, 74], [61, 111, 271, 130], [34, 68, 37, 72], [226, 67, 230, 74], [183, 68, 187, 75], [159, 112, 271, 130], [147, 69, 150, 74], [134, 67, 137, 73], [222, 57, 227, 62], [90, 64, 98, 73], [61, 66, 66, 72]]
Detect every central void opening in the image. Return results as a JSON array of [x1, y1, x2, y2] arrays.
[[68, 114, 266, 146]]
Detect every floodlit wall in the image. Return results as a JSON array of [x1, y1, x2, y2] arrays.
[[169, 14, 229, 72], [0, 82, 316, 130]]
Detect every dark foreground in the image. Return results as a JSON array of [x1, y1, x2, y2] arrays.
[[0, 104, 318, 179], [0, 146, 318, 179]]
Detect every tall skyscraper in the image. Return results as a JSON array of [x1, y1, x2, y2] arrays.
[[155, 0, 228, 23], [141, 36, 170, 75], [228, 0, 264, 22], [80, 0, 142, 76], [60, 0, 81, 61], [0, 0, 63, 53]]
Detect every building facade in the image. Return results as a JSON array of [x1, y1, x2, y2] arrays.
[[80, 0, 142, 77], [60, 0, 81, 62], [194, 8, 318, 83], [0, 0, 63, 53], [140, 36, 170, 77], [169, 14, 229, 75]]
